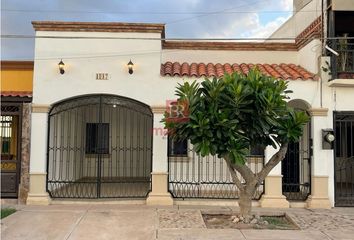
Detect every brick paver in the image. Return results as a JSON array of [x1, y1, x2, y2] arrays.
[[1, 204, 354, 240]]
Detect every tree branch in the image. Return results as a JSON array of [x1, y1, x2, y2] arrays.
[[256, 143, 288, 183], [224, 157, 245, 191], [224, 155, 255, 183]]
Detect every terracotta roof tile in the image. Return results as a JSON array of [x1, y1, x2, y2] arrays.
[[232, 64, 242, 74], [190, 63, 198, 77], [181, 62, 189, 76], [207, 63, 216, 77], [161, 62, 316, 80], [1, 91, 32, 97], [172, 62, 181, 76], [198, 63, 206, 77], [163, 61, 173, 76], [224, 63, 233, 74]]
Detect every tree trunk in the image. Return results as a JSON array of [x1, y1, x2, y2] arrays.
[[239, 191, 253, 217]]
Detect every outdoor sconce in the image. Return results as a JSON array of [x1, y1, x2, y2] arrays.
[[127, 60, 134, 74], [322, 129, 335, 149], [58, 59, 65, 75]]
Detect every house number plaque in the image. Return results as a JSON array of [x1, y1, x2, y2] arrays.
[[96, 73, 109, 80]]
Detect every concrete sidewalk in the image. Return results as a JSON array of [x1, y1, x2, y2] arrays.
[[1, 204, 354, 240]]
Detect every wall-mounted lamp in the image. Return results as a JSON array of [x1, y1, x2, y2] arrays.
[[58, 59, 65, 74], [322, 129, 335, 149], [127, 60, 134, 74]]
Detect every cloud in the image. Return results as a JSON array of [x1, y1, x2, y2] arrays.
[[1, 0, 294, 59], [280, 0, 293, 11], [240, 14, 290, 39]]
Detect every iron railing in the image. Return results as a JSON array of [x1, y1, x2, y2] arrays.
[[46, 94, 153, 198], [330, 40, 354, 79], [168, 145, 264, 200]]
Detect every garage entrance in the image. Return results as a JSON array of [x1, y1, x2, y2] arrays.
[[47, 94, 153, 198]]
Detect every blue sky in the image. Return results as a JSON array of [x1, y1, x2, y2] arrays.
[[1, 0, 293, 60]]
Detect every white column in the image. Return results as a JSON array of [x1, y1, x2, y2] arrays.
[[259, 145, 290, 208], [27, 105, 51, 205], [306, 108, 332, 208], [146, 112, 173, 205]]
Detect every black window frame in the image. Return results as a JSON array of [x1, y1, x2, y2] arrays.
[[168, 137, 188, 157], [85, 123, 110, 154]]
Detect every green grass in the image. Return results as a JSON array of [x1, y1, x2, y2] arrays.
[[261, 216, 295, 229], [1, 208, 16, 219]]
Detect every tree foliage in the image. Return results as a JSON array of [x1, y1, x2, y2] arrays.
[[163, 68, 309, 165]]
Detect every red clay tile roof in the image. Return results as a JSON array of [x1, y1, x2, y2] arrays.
[[1, 91, 33, 97], [161, 62, 316, 80]]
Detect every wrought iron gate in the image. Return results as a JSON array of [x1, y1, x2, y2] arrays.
[[282, 120, 312, 201], [47, 94, 153, 198], [168, 144, 264, 199], [334, 112, 354, 206], [1, 103, 22, 198]]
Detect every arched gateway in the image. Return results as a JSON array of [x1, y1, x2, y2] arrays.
[[46, 94, 153, 198]]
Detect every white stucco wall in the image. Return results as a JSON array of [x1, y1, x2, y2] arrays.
[[31, 25, 354, 206], [33, 31, 163, 106]]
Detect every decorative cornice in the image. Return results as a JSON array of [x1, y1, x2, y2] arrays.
[[1, 61, 34, 70], [32, 104, 51, 113], [151, 105, 166, 114], [163, 41, 298, 51], [32, 21, 165, 34], [295, 17, 322, 50], [308, 107, 328, 116]]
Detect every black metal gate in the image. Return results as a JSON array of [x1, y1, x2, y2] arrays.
[[47, 94, 153, 198], [334, 112, 354, 206], [1, 103, 22, 198], [168, 144, 264, 199], [282, 120, 311, 200]]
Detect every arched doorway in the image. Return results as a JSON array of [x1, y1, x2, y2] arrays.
[[282, 99, 311, 201], [46, 94, 153, 198]]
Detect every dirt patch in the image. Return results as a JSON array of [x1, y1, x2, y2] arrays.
[[202, 214, 299, 230]]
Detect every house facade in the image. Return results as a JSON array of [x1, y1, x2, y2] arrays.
[[1, 61, 33, 203], [3, 0, 352, 208]]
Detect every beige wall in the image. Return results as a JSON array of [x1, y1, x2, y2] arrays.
[[332, 0, 354, 10]]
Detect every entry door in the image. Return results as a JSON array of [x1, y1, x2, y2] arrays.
[[282, 119, 311, 201], [282, 141, 300, 192], [1, 104, 22, 198], [334, 112, 354, 207]]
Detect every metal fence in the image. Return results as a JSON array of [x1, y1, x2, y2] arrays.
[[168, 145, 264, 199]]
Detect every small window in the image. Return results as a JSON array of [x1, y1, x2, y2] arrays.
[[168, 137, 188, 157], [250, 145, 264, 156], [85, 123, 109, 154]]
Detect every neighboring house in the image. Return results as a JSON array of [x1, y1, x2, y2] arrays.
[[1, 0, 352, 208], [1, 61, 33, 203]]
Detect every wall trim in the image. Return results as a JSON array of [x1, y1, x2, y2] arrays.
[[29, 172, 47, 175], [163, 41, 298, 51], [151, 105, 165, 114], [1, 61, 34, 70], [308, 108, 328, 116], [32, 21, 165, 34], [32, 104, 51, 113], [295, 16, 322, 50]]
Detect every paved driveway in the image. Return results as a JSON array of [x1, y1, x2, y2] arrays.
[[1, 204, 354, 240]]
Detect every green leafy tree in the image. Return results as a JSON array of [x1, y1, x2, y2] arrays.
[[163, 68, 308, 216]]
